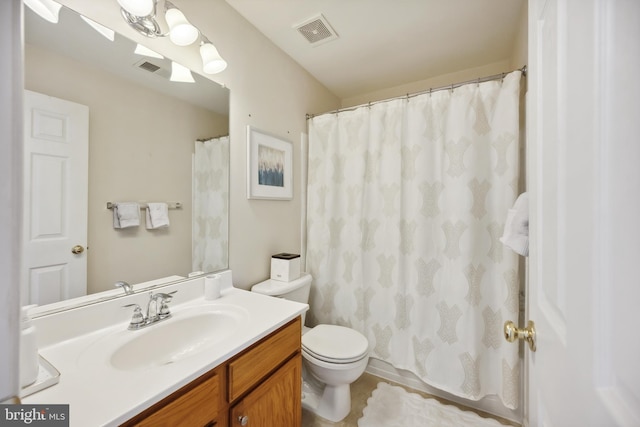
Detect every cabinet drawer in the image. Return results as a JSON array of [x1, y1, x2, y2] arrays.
[[125, 367, 224, 427], [228, 317, 301, 402]]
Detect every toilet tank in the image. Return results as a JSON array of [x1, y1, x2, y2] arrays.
[[251, 274, 312, 324]]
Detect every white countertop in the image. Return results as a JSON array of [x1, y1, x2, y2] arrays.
[[22, 275, 307, 427]]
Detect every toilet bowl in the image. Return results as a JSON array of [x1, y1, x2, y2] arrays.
[[251, 274, 370, 422], [301, 324, 369, 421]]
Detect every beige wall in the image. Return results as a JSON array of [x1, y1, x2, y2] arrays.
[[25, 43, 228, 294], [48, 1, 526, 291], [510, 3, 529, 70], [55, 0, 341, 290], [342, 59, 512, 108], [342, 2, 527, 108]]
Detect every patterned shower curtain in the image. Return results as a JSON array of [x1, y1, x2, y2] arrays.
[[305, 71, 522, 408], [192, 136, 229, 273]]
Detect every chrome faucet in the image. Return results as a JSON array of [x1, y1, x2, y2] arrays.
[[146, 292, 174, 322], [123, 291, 177, 330], [114, 281, 133, 295]]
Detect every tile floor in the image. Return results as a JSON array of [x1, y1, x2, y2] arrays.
[[301, 372, 520, 427]]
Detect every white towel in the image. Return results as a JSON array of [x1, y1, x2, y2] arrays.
[[500, 192, 529, 256], [145, 202, 170, 229], [113, 202, 140, 229]]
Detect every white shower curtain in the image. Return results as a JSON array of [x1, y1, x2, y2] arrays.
[[305, 71, 522, 408], [192, 136, 229, 273]]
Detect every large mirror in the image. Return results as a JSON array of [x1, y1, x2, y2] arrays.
[[23, 4, 230, 308]]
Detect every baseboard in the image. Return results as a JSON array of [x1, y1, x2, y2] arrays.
[[365, 358, 522, 424]]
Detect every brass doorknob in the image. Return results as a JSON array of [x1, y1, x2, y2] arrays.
[[504, 320, 536, 352], [71, 245, 85, 255]]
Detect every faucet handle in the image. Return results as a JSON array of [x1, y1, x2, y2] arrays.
[[123, 304, 145, 329], [154, 292, 175, 319]]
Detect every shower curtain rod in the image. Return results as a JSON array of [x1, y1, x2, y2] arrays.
[[306, 65, 527, 120], [196, 134, 229, 142]]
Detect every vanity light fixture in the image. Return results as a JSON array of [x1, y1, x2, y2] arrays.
[[200, 39, 228, 74], [117, 0, 164, 40], [24, 0, 62, 24], [170, 61, 195, 83], [165, 3, 198, 46], [117, 0, 154, 19], [116, 0, 227, 74], [80, 15, 116, 41]]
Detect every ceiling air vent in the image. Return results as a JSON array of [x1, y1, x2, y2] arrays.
[[138, 61, 161, 73], [294, 14, 338, 46], [133, 59, 171, 79]]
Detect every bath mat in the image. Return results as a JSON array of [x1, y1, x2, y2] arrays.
[[358, 382, 505, 427]]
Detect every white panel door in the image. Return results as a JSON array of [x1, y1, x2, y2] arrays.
[[526, 0, 640, 426], [23, 90, 89, 305]]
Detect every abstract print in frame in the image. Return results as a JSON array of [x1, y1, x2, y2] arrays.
[[246, 125, 293, 200]]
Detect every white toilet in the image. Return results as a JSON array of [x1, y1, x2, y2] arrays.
[[251, 273, 369, 422]]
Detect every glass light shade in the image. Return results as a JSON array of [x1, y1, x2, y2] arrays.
[[200, 43, 227, 74], [134, 44, 164, 59], [165, 8, 199, 46], [117, 0, 154, 17], [24, 0, 62, 24], [80, 16, 115, 41], [170, 61, 195, 83]]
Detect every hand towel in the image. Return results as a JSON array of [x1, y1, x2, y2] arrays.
[[113, 202, 140, 229], [500, 192, 529, 256], [145, 202, 170, 229]]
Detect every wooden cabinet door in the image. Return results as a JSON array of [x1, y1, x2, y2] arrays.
[[123, 367, 225, 427], [230, 354, 301, 427]]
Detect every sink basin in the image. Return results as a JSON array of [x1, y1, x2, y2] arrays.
[[77, 303, 248, 372]]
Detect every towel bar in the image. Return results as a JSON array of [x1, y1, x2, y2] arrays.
[[106, 202, 182, 210]]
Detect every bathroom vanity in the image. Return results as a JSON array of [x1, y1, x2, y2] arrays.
[[123, 317, 301, 427], [22, 272, 307, 427]]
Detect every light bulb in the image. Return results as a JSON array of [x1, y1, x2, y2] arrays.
[[165, 8, 199, 46], [200, 43, 227, 74], [117, 0, 154, 17]]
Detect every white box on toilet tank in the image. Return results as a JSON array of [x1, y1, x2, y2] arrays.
[[270, 253, 301, 282]]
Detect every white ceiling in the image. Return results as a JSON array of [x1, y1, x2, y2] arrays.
[[224, 0, 526, 99]]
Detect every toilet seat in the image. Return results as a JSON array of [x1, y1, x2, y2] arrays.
[[302, 324, 368, 364]]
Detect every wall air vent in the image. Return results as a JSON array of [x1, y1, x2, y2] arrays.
[[133, 59, 171, 79], [294, 14, 338, 46]]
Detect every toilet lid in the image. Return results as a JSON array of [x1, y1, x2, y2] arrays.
[[302, 324, 369, 363]]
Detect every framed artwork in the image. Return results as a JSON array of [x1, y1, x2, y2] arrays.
[[246, 126, 293, 200]]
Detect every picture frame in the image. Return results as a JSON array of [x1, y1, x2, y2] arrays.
[[246, 126, 293, 200]]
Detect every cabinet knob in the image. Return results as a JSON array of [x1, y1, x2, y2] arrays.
[[237, 415, 249, 426]]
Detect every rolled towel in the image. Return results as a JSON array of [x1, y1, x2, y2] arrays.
[[146, 202, 170, 229], [113, 202, 140, 229], [500, 192, 529, 256]]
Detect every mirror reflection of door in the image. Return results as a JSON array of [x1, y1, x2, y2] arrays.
[[22, 90, 89, 306]]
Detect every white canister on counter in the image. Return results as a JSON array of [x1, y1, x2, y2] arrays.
[[204, 274, 221, 300]]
